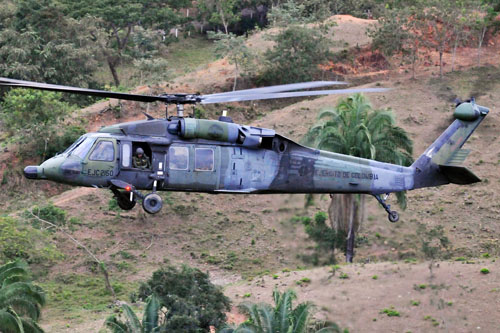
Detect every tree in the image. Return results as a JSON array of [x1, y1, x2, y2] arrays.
[[368, 5, 424, 79], [0, 88, 73, 161], [209, 32, 255, 91], [416, 224, 450, 278], [105, 295, 162, 333], [0, 260, 45, 333], [61, 0, 188, 86], [222, 289, 343, 333], [137, 265, 231, 332], [268, 0, 332, 26], [469, 0, 494, 66], [0, 0, 101, 99], [304, 94, 413, 262], [418, 0, 459, 78], [261, 25, 332, 85]]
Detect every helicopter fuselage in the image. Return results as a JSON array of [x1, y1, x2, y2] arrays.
[[25, 117, 415, 196]]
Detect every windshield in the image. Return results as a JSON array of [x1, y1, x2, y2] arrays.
[[63, 136, 86, 154], [71, 137, 96, 159]]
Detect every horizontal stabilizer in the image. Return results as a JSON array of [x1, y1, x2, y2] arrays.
[[446, 149, 470, 166], [439, 164, 481, 185]]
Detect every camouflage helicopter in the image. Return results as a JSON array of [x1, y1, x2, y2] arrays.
[[0, 77, 489, 221]]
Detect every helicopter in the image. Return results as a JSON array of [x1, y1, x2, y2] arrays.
[[0, 77, 489, 221]]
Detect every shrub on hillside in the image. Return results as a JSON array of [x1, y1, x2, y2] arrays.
[[137, 265, 231, 332]]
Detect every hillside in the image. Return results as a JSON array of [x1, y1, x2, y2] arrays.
[[1, 14, 500, 333]]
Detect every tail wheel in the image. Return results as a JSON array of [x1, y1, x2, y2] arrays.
[[142, 193, 163, 214]]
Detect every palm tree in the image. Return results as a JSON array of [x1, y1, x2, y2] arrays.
[[105, 295, 162, 333], [221, 289, 342, 333], [304, 93, 413, 263], [0, 260, 45, 333]]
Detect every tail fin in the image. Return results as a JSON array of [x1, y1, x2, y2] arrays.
[[412, 100, 489, 189]]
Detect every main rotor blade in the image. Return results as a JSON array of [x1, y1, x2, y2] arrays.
[[208, 81, 347, 97], [0, 77, 167, 103], [200, 87, 392, 104]]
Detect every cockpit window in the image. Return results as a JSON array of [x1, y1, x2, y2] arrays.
[[169, 146, 188, 170], [89, 141, 115, 161], [63, 136, 85, 154], [71, 137, 96, 159], [195, 148, 214, 171]]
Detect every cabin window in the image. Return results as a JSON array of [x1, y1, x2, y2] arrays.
[[169, 146, 188, 170], [195, 148, 214, 171], [71, 137, 96, 159], [89, 141, 115, 161], [122, 142, 131, 168]]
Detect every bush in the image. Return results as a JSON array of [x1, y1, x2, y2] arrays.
[[303, 210, 347, 265], [0, 216, 63, 264], [25, 203, 67, 231], [260, 25, 332, 85], [138, 265, 231, 332], [0, 88, 73, 161]]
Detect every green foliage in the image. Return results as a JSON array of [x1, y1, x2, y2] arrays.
[[0, 0, 101, 104], [261, 25, 332, 85], [25, 204, 67, 231], [0, 260, 46, 333], [480, 268, 490, 274], [304, 93, 413, 209], [417, 224, 450, 262], [0, 88, 73, 160], [224, 288, 343, 333], [137, 265, 231, 332], [380, 306, 400, 317], [61, 0, 189, 86], [105, 295, 162, 333], [303, 211, 346, 265], [208, 31, 255, 90], [0, 216, 62, 265]]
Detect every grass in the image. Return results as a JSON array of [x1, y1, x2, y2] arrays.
[[40, 273, 137, 315], [165, 36, 217, 77], [380, 307, 400, 317], [480, 268, 490, 274], [92, 35, 216, 89]]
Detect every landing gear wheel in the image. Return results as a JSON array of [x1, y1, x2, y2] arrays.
[[117, 196, 136, 210], [388, 211, 399, 223], [142, 193, 163, 214]]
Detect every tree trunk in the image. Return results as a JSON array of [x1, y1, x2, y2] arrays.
[[107, 57, 120, 87], [439, 51, 443, 78], [477, 27, 486, 67], [329, 194, 363, 263], [451, 37, 458, 72], [233, 61, 239, 91], [346, 198, 355, 263]]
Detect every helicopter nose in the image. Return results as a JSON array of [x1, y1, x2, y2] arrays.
[[24, 166, 41, 179]]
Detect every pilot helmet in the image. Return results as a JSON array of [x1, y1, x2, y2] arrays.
[[136, 148, 144, 155]]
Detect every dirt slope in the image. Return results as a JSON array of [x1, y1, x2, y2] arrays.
[[225, 260, 500, 332]]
